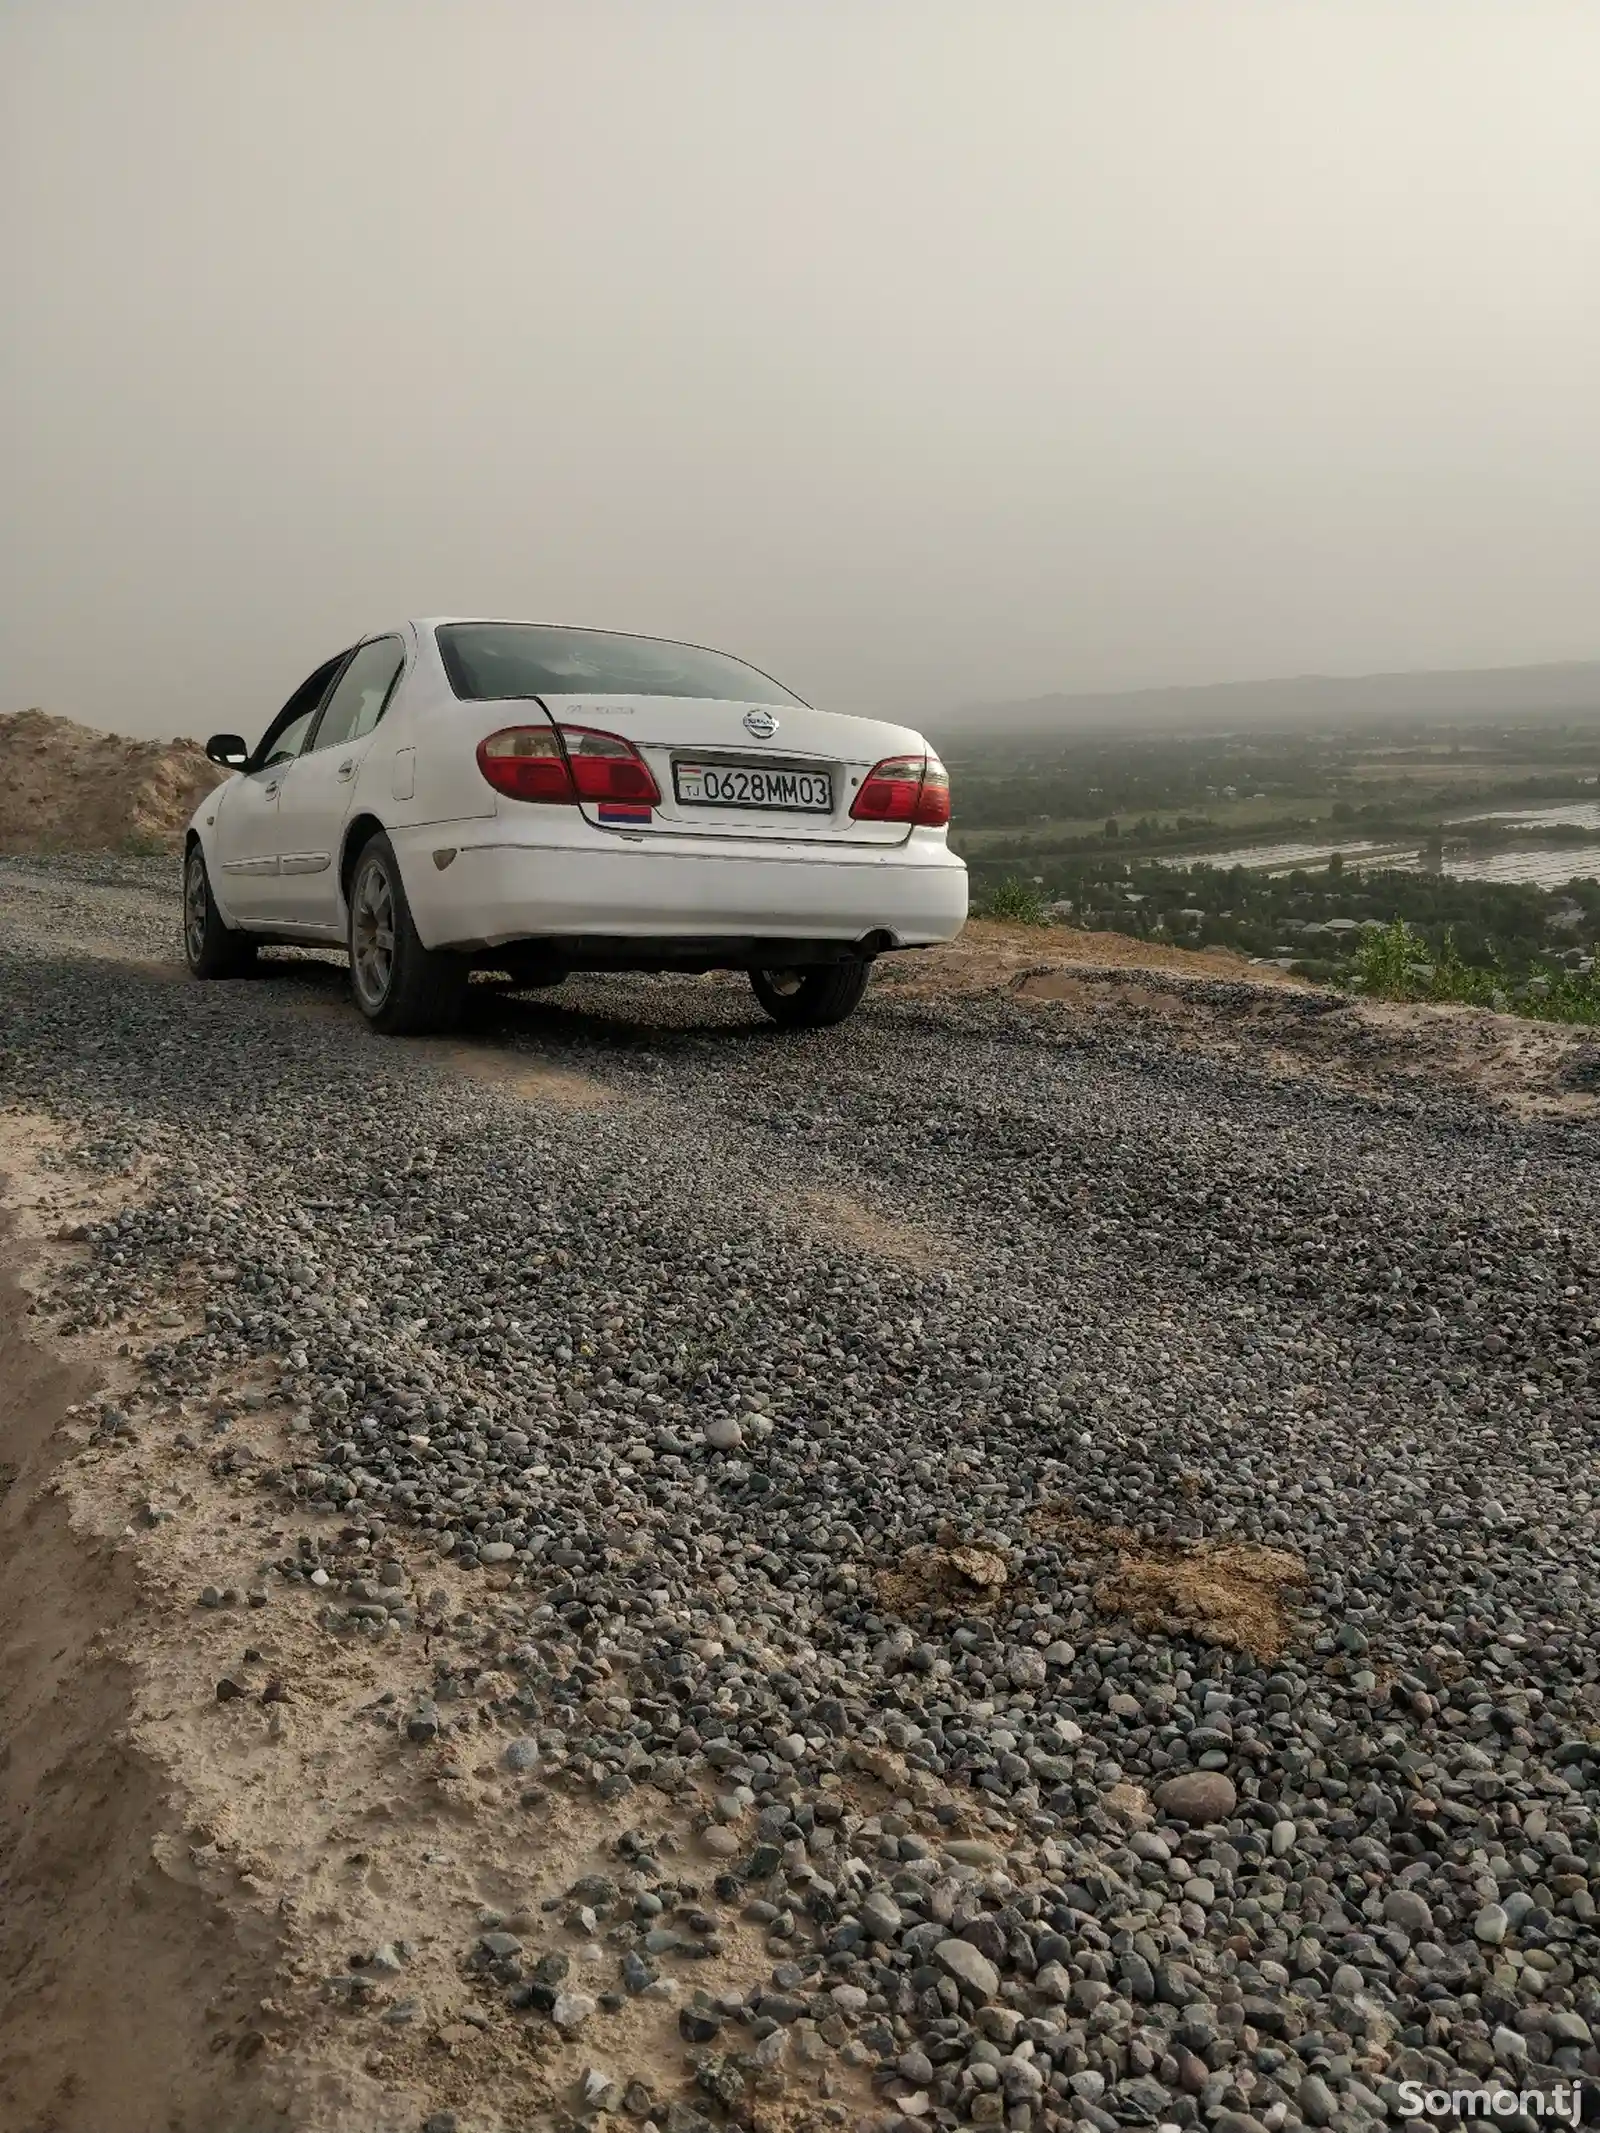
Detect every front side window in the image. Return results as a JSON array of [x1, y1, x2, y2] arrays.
[[310, 637, 406, 751], [436, 622, 804, 707], [263, 710, 316, 768], [253, 650, 351, 768]]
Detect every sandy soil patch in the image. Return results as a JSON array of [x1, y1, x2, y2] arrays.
[[1093, 1540, 1305, 1663], [875, 1541, 1012, 1621], [877, 1503, 1304, 1663], [0, 1116, 282, 2133], [1029, 1507, 1305, 1662], [421, 1039, 612, 1110], [1014, 972, 1188, 1015], [784, 1188, 954, 1272]]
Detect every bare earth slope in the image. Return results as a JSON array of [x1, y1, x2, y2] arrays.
[[0, 708, 227, 853]]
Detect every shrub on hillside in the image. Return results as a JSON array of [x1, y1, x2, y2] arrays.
[[1348, 917, 1600, 1025], [976, 877, 1050, 925]]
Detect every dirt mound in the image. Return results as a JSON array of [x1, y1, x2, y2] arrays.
[[879, 919, 1600, 1119], [0, 708, 228, 854], [879, 916, 1302, 998]]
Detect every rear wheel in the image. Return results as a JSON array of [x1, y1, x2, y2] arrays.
[[348, 833, 466, 1035], [750, 960, 872, 1028], [183, 842, 257, 978]]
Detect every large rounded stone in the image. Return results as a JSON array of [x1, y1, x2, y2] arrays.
[[1154, 1771, 1237, 1825]]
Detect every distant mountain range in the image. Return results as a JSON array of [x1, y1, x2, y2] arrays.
[[931, 660, 1600, 745]]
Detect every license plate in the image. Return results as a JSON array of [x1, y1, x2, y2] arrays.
[[674, 761, 833, 813]]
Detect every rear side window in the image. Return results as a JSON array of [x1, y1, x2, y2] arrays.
[[311, 638, 406, 751], [437, 622, 803, 706]]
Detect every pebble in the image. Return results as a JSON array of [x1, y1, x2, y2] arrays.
[[549, 1992, 595, 2034], [1298, 2074, 1336, 2126], [943, 1839, 1005, 1867], [1154, 1771, 1237, 1824], [859, 1892, 902, 1940], [932, 1938, 1000, 2001], [1382, 1888, 1432, 1933]]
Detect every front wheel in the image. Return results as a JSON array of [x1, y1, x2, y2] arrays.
[[183, 843, 257, 978], [348, 834, 467, 1035], [750, 961, 872, 1028]]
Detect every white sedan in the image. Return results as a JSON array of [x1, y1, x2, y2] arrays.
[[183, 618, 967, 1032]]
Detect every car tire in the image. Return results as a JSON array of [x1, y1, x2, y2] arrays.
[[750, 960, 873, 1028], [183, 842, 258, 979], [347, 832, 466, 1035]]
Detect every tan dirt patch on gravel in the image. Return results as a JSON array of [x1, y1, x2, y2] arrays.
[[0, 1118, 284, 2133], [1095, 1540, 1305, 1662], [787, 1188, 953, 1270], [876, 1541, 1012, 1620], [1029, 1507, 1305, 1661], [420, 1039, 613, 1109], [1014, 972, 1188, 1015], [879, 1511, 1302, 1658], [1101, 1781, 1155, 1824]]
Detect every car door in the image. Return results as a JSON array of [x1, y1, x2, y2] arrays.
[[209, 706, 319, 919], [272, 637, 408, 930], [210, 651, 351, 921]]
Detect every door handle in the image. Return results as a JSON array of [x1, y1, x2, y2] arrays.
[[263, 780, 281, 799], [336, 758, 356, 782]]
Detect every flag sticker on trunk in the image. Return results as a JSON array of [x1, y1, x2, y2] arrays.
[[597, 801, 654, 825]]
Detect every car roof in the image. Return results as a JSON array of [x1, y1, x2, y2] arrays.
[[411, 617, 660, 628]]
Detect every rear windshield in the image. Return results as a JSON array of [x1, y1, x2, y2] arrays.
[[436, 623, 804, 706]]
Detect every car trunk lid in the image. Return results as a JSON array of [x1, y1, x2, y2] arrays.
[[540, 693, 929, 847]]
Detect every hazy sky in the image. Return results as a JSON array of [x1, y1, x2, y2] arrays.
[[3, 2, 1599, 740]]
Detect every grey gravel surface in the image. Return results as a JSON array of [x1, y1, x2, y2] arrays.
[[3, 855, 1599, 2133]]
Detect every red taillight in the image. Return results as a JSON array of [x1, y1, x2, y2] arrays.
[[850, 753, 951, 828], [916, 757, 951, 827], [476, 727, 572, 802], [476, 724, 661, 808], [560, 727, 661, 805]]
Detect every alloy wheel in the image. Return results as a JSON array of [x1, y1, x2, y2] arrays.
[[351, 857, 396, 1008], [184, 851, 209, 963]]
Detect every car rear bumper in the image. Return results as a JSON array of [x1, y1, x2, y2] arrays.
[[393, 827, 968, 955]]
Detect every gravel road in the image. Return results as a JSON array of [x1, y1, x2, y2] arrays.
[[2, 852, 1598, 2133]]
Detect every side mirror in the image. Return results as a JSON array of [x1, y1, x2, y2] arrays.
[[206, 733, 249, 768]]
